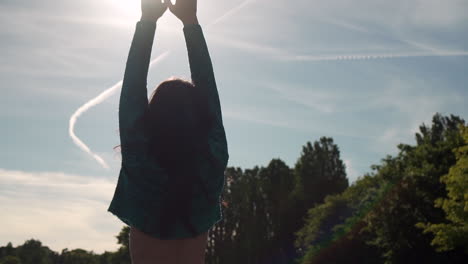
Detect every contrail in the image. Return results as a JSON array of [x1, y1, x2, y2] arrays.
[[69, 1, 255, 169], [210, 34, 468, 62], [68, 80, 122, 169], [69, 52, 170, 169], [208, 0, 254, 27], [285, 50, 468, 61]]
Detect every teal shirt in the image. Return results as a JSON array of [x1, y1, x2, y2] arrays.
[[107, 21, 229, 239]]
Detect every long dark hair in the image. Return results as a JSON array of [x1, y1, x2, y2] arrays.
[[147, 78, 213, 238]]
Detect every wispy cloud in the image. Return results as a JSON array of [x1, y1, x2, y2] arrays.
[[367, 76, 463, 155], [344, 159, 359, 182], [289, 0, 468, 27], [223, 105, 293, 128], [208, 0, 255, 26], [68, 0, 256, 168], [0, 168, 120, 253], [261, 82, 338, 114], [372, 78, 462, 116], [314, 17, 371, 33]]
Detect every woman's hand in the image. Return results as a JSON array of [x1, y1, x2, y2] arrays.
[[165, 0, 199, 25], [141, 0, 168, 22]]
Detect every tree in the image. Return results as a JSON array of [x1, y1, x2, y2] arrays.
[[60, 248, 99, 264], [5, 114, 466, 264], [363, 114, 466, 263], [0, 256, 21, 264], [289, 137, 349, 262], [16, 239, 49, 264], [206, 167, 244, 264], [116, 226, 130, 250], [294, 137, 349, 209], [259, 159, 295, 263], [0, 242, 16, 260], [295, 114, 467, 264], [417, 125, 468, 253], [97, 251, 115, 264], [295, 175, 383, 264], [110, 226, 131, 264]]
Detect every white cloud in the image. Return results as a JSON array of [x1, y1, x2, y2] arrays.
[[410, 0, 468, 26], [377, 127, 407, 149], [286, 0, 468, 28], [0, 169, 123, 253], [261, 82, 338, 114], [367, 76, 462, 154], [373, 78, 461, 118], [210, 34, 288, 58], [209, 0, 468, 62], [223, 105, 294, 128], [344, 159, 359, 182], [207, 0, 255, 27]]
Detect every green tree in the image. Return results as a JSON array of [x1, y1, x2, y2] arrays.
[[116, 226, 130, 250], [0, 256, 21, 264], [207, 160, 296, 264], [206, 167, 244, 264], [294, 137, 348, 209], [97, 251, 115, 264], [60, 248, 99, 264], [16, 239, 49, 264], [259, 159, 295, 263], [363, 114, 466, 263], [295, 114, 467, 264], [290, 137, 348, 262], [109, 226, 131, 264], [0, 242, 16, 260], [417, 125, 468, 252], [295, 175, 383, 264], [228, 167, 269, 264]]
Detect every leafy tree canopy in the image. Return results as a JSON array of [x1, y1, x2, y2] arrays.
[[417, 125, 468, 253]]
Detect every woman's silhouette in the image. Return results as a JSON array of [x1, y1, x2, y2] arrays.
[[107, 0, 229, 263]]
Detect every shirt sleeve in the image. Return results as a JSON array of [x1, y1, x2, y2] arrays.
[[119, 21, 156, 165], [183, 24, 229, 168]]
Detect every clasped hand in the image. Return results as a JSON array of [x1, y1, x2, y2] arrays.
[[141, 0, 198, 25]]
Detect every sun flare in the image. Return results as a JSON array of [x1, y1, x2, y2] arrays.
[[110, 0, 141, 17], [109, 0, 179, 19]]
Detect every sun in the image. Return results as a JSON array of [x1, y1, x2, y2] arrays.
[[111, 0, 178, 12], [107, 0, 183, 28], [110, 0, 141, 17], [109, 0, 178, 18]]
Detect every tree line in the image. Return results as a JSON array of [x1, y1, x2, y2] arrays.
[[1, 113, 466, 264]]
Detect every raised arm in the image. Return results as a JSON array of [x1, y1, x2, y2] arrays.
[[183, 25, 221, 124], [119, 1, 167, 163], [167, 0, 228, 166]]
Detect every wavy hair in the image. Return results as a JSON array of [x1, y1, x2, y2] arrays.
[[147, 77, 213, 238]]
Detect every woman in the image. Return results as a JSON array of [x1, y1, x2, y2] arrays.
[[107, 0, 229, 263]]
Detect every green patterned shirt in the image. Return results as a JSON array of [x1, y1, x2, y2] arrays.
[[107, 21, 229, 239]]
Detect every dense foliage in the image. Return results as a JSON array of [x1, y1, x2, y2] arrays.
[[295, 114, 467, 264], [1, 114, 466, 264], [417, 125, 468, 253]]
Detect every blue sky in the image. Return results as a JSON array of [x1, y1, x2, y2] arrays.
[[1, 0, 467, 253]]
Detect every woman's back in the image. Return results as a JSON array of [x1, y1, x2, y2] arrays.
[[108, 20, 228, 240], [107, 0, 229, 263]]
